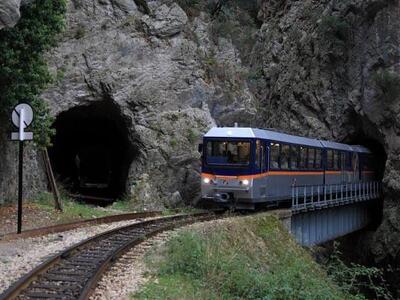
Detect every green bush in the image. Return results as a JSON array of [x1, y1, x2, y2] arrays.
[[326, 242, 393, 300], [0, 0, 66, 147], [319, 15, 350, 42], [373, 70, 400, 102], [134, 215, 354, 300]]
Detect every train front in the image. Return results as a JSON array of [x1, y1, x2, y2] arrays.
[[200, 127, 256, 209]]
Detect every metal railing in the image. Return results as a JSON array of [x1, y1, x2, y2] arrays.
[[291, 181, 382, 212]]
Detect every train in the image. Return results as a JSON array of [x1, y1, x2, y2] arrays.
[[200, 127, 377, 210]]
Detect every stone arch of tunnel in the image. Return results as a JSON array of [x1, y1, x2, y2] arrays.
[[48, 101, 136, 201]]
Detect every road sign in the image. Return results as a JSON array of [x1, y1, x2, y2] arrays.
[[12, 103, 33, 129], [11, 103, 33, 141], [10, 103, 34, 234]]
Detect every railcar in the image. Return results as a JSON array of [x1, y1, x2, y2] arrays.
[[200, 127, 376, 210]]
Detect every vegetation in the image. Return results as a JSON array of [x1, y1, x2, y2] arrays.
[[373, 70, 400, 102], [325, 242, 393, 299], [318, 15, 351, 43], [133, 214, 354, 300], [0, 0, 66, 147], [34, 192, 131, 223], [209, 1, 260, 64]]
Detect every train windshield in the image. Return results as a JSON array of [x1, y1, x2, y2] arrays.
[[206, 140, 251, 166]]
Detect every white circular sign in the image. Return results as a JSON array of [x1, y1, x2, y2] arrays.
[[12, 103, 34, 129]]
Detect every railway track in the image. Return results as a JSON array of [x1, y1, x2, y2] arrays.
[[0, 212, 218, 300], [0, 211, 167, 242]]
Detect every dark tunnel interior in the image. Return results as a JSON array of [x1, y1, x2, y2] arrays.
[[48, 101, 135, 201], [345, 135, 387, 181]]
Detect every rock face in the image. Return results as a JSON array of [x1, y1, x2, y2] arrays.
[[142, 3, 188, 37], [30, 0, 255, 209], [0, 0, 21, 30], [1, 0, 400, 292], [252, 0, 400, 293]]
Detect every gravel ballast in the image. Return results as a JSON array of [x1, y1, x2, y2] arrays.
[[0, 217, 155, 294]]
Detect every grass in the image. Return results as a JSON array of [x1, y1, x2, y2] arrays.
[[33, 192, 131, 223], [132, 214, 355, 300]]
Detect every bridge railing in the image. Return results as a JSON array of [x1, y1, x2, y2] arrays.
[[291, 181, 382, 213]]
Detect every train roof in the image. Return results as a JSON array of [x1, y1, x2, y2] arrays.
[[204, 127, 372, 153], [204, 127, 323, 148]]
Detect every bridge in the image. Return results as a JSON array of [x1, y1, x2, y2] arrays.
[[282, 181, 382, 246]]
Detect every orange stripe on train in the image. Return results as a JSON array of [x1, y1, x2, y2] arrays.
[[202, 170, 374, 180]]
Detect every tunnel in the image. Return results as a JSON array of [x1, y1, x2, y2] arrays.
[[48, 101, 136, 202], [343, 129, 387, 228]]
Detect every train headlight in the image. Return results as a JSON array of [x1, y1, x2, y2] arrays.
[[242, 179, 249, 186], [203, 178, 210, 184]]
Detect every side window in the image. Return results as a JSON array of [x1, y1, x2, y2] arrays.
[[261, 144, 265, 171], [299, 146, 307, 169], [290, 145, 298, 169], [270, 143, 280, 169], [341, 152, 346, 170], [327, 150, 334, 169], [281, 144, 290, 169], [315, 149, 322, 169], [308, 148, 315, 169], [333, 151, 339, 170]]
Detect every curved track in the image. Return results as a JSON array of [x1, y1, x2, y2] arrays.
[[0, 211, 169, 242], [0, 212, 217, 300]]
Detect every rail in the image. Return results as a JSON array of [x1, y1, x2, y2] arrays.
[[291, 181, 382, 213]]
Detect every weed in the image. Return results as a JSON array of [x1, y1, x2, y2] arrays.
[[373, 70, 400, 102], [133, 214, 354, 299], [187, 128, 198, 144], [326, 242, 393, 299], [33, 192, 120, 223], [75, 25, 86, 39], [319, 15, 350, 42], [170, 138, 178, 148]]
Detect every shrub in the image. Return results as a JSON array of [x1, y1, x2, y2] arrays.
[[75, 25, 86, 39], [134, 215, 354, 300], [373, 70, 400, 102], [0, 0, 66, 147], [326, 242, 393, 299], [319, 15, 350, 42]]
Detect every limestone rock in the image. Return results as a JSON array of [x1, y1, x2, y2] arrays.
[[141, 3, 188, 38], [0, 0, 21, 30]]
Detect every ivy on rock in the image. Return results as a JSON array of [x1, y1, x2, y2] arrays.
[[0, 0, 66, 147]]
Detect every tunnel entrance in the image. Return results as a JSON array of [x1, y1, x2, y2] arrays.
[[345, 135, 387, 181], [48, 101, 135, 202]]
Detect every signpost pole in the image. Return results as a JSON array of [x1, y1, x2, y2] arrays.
[[17, 140, 23, 234], [11, 103, 33, 234], [17, 108, 25, 234]]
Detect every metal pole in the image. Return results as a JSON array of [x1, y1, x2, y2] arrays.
[[17, 140, 23, 234]]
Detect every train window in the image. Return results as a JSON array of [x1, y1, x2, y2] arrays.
[[256, 140, 261, 169], [290, 145, 298, 169], [299, 146, 307, 169], [270, 143, 280, 169], [261, 144, 265, 171], [315, 149, 322, 169], [281, 144, 289, 169], [206, 140, 250, 165], [327, 150, 334, 169], [308, 148, 315, 169], [341, 152, 346, 170], [333, 151, 339, 170]]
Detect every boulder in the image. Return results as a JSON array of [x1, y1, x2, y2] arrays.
[[141, 3, 188, 38], [0, 0, 21, 30]]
